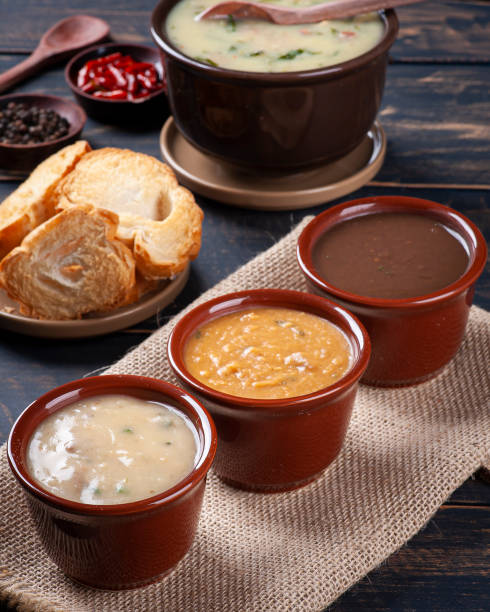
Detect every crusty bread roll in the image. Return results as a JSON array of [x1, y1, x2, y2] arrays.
[[53, 148, 203, 279], [0, 205, 136, 320], [0, 140, 91, 260]]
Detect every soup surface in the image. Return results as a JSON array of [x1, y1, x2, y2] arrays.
[[184, 307, 352, 399], [312, 212, 469, 299], [166, 0, 384, 72], [27, 395, 198, 505]]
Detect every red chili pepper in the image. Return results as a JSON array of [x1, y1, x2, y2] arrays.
[[92, 89, 128, 99], [90, 53, 122, 69], [77, 52, 163, 100], [127, 61, 155, 72], [107, 65, 127, 88], [80, 81, 96, 93], [135, 73, 154, 90], [94, 75, 113, 89], [126, 73, 137, 95], [77, 65, 88, 88], [118, 55, 134, 64]]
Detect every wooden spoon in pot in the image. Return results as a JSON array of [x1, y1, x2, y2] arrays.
[[198, 0, 425, 25], [0, 15, 110, 94]]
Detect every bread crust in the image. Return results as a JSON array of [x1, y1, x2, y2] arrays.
[[54, 148, 203, 279], [0, 205, 136, 320], [0, 141, 91, 259]]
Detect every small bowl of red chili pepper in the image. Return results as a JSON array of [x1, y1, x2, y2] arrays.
[[65, 43, 168, 124]]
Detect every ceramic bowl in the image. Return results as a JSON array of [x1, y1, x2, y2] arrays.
[[168, 289, 370, 492], [151, 1, 398, 169], [297, 196, 488, 386], [7, 374, 217, 590], [65, 43, 169, 124], [0, 93, 86, 173]]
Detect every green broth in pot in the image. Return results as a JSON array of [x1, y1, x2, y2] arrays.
[[166, 0, 385, 72]]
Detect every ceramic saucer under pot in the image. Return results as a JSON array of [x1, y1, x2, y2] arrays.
[[160, 117, 386, 211]]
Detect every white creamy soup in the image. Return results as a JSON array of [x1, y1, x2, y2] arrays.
[[27, 394, 198, 505], [166, 0, 384, 72]]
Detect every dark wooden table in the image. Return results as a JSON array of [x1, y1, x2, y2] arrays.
[[0, 1, 488, 610]]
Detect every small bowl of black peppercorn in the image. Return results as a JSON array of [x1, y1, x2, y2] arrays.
[[0, 93, 86, 174]]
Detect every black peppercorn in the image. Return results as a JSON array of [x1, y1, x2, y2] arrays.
[[0, 102, 70, 145]]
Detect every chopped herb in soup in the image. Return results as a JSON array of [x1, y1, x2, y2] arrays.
[[27, 395, 198, 505], [166, 0, 384, 72]]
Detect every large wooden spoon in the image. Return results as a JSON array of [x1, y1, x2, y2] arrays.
[[198, 0, 424, 25], [0, 15, 110, 94]]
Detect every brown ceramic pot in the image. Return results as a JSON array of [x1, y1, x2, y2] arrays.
[[168, 289, 370, 492], [151, 1, 398, 169], [7, 375, 217, 590], [297, 196, 488, 386]]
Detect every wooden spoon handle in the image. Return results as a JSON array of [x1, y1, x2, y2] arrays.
[[281, 0, 425, 23], [200, 0, 425, 25], [0, 49, 49, 94]]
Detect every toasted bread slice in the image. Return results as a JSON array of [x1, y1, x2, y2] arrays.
[[54, 148, 203, 279], [0, 205, 136, 320], [0, 140, 91, 260]]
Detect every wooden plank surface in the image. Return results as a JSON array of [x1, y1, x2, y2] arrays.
[[0, 1, 489, 62], [378, 65, 490, 186], [0, 1, 489, 611], [0, 1, 154, 53], [329, 505, 490, 612], [394, 0, 490, 63], [1, 56, 489, 187]]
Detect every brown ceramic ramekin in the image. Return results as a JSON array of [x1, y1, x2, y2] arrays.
[[151, 1, 398, 169], [168, 289, 370, 492], [7, 375, 217, 590], [297, 196, 488, 386]]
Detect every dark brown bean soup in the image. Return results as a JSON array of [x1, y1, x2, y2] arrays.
[[312, 212, 469, 299]]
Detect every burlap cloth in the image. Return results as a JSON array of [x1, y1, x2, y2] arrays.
[[1, 218, 489, 612]]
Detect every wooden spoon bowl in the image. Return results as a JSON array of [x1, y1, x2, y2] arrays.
[[0, 15, 110, 94]]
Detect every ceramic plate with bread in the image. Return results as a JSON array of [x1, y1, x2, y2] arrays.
[[0, 141, 203, 323]]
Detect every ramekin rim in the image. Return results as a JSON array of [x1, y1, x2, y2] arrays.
[[167, 288, 371, 412], [7, 374, 217, 517], [297, 195, 488, 309]]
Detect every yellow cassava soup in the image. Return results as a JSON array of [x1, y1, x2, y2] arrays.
[[184, 307, 352, 399], [27, 395, 198, 505], [166, 0, 384, 72]]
